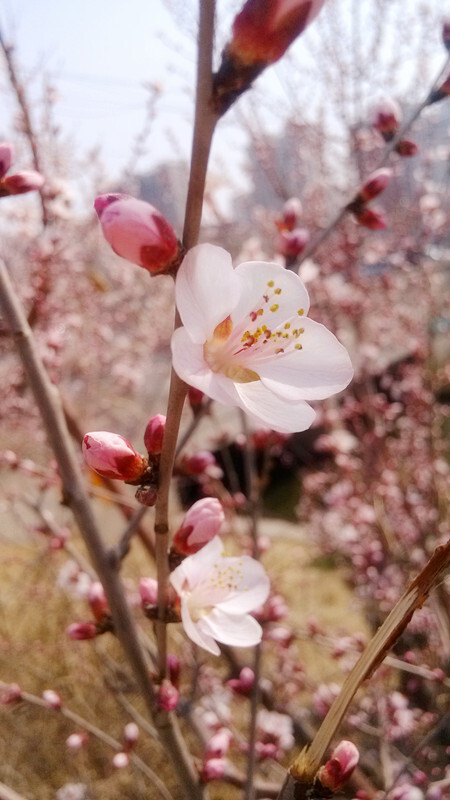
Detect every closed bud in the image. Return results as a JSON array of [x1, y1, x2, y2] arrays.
[[88, 582, 109, 622], [66, 733, 88, 751], [167, 654, 180, 688], [395, 138, 419, 157], [42, 689, 62, 709], [229, 0, 326, 66], [183, 450, 217, 475], [112, 752, 130, 769], [277, 197, 303, 231], [276, 227, 310, 259], [227, 666, 255, 695], [135, 484, 158, 507], [82, 431, 147, 482], [318, 740, 359, 791], [123, 722, 139, 746], [442, 18, 450, 52], [156, 680, 179, 711], [372, 98, 402, 141], [3, 170, 45, 195], [67, 622, 98, 640], [0, 142, 14, 180], [139, 577, 158, 606], [188, 386, 205, 409], [205, 728, 233, 759], [144, 414, 166, 455], [0, 683, 22, 704], [200, 758, 227, 782], [360, 168, 392, 202], [94, 194, 179, 274], [427, 72, 450, 105], [353, 206, 387, 230], [172, 497, 225, 555]]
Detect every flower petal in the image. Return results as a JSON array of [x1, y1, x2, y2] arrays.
[[215, 557, 270, 614], [175, 244, 241, 343], [171, 328, 241, 405], [198, 608, 263, 648], [180, 597, 220, 655], [258, 319, 353, 401], [231, 261, 310, 330], [235, 381, 316, 433], [170, 536, 223, 595]]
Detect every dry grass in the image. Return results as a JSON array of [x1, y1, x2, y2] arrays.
[[0, 505, 367, 799]]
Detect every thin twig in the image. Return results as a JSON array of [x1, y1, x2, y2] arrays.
[[0, 257, 202, 800], [153, 0, 218, 680]]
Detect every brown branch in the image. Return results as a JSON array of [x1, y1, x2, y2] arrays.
[[153, 0, 219, 680], [0, 257, 202, 800]]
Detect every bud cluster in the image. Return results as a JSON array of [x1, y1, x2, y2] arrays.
[[371, 100, 418, 157], [346, 168, 393, 230], [0, 142, 45, 198]]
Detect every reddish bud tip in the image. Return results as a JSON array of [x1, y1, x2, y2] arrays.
[[0, 683, 22, 705], [184, 450, 217, 475], [144, 414, 166, 455], [139, 577, 158, 606], [442, 19, 450, 52], [88, 581, 109, 622], [172, 497, 225, 555], [278, 196, 303, 231], [94, 194, 179, 274], [167, 654, 181, 688], [395, 139, 419, 157], [67, 621, 98, 640], [0, 142, 14, 180], [227, 666, 255, 695], [360, 168, 393, 202], [372, 98, 402, 140], [318, 740, 360, 791], [188, 386, 205, 408], [3, 170, 45, 195], [427, 72, 450, 105], [276, 227, 310, 259], [229, 0, 326, 66], [156, 680, 179, 711], [200, 757, 227, 782], [353, 206, 387, 230], [82, 431, 147, 482]]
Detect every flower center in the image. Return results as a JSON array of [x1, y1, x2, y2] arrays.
[[204, 316, 260, 383]]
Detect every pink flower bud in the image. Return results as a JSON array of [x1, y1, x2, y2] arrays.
[[360, 168, 393, 202], [172, 497, 225, 555], [0, 142, 14, 180], [67, 622, 98, 640], [156, 680, 179, 711], [3, 170, 45, 195], [0, 683, 22, 704], [205, 728, 233, 759], [94, 194, 179, 274], [277, 197, 302, 231], [354, 206, 387, 230], [42, 689, 62, 709], [82, 431, 147, 482], [88, 582, 109, 622], [229, 0, 326, 66], [183, 450, 217, 475], [318, 740, 360, 791], [227, 666, 255, 695], [66, 732, 88, 751], [112, 751, 130, 768], [139, 577, 158, 606], [200, 758, 226, 782], [395, 139, 418, 157], [372, 98, 402, 140], [123, 722, 139, 745], [144, 414, 166, 455], [276, 227, 310, 259]]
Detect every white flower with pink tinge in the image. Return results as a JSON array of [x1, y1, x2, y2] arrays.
[[172, 244, 353, 433], [169, 537, 270, 656]]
